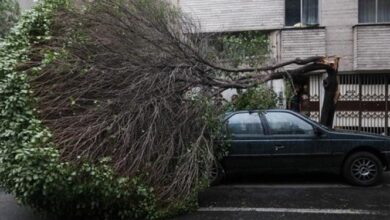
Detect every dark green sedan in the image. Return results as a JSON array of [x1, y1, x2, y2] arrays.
[[215, 109, 390, 186]]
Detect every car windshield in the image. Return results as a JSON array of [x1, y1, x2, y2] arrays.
[[302, 114, 332, 131]]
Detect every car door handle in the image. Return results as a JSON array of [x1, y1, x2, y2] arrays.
[[274, 145, 285, 151]]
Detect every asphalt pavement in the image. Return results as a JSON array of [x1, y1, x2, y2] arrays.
[[1, 172, 390, 220], [0, 191, 43, 220], [175, 172, 390, 220]]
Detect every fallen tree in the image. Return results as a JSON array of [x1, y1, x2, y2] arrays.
[[0, 0, 339, 219]]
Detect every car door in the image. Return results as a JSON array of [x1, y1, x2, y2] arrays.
[[223, 112, 275, 172], [262, 111, 333, 171]]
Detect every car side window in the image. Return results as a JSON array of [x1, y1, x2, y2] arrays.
[[227, 113, 264, 135], [265, 112, 314, 135]]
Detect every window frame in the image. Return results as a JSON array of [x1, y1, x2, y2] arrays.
[[359, 0, 390, 24], [261, 112, 316, 136], [285, 0, 320, 27]]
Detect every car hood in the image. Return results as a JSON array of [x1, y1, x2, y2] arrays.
[[330, 129, 390, 141]]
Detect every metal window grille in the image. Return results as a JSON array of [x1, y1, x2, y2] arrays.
[[309, 74, 390, 135]]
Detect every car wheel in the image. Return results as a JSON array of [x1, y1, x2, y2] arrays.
[[343, 152, 383, 186], [209, 161, 225, 186]]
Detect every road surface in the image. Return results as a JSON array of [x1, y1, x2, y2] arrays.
[[175, 172, 390, 220], [1, 172, 390, 220]]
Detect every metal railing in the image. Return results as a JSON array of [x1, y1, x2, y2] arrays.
[[308, 73, 389, 135]]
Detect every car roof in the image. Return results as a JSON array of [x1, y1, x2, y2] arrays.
[[224, 109, 297, 119], [226, 109, 295, 114]]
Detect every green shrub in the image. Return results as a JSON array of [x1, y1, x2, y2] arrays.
[[0, 0, 157, 219], [232, 86, 277, 111], [208, 31, 269, 68]]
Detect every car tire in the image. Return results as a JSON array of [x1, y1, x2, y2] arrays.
[[343, 152, 383, 186], [209, 161, 225, 186]]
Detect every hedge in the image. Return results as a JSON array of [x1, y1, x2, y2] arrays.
[[0, 1, 158, 219]]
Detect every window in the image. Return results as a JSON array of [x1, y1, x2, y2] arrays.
[[285, 0, 319, 26], [265, 112, 314, 135], [359, 0, 390, 23], [227, 113, 264, 135], [378, 0, 390, 22]]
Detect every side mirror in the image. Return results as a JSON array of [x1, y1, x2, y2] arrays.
[[314, 127, 323, 136]]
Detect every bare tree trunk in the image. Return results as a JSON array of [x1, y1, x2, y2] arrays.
[[320, 58, 340, 127]]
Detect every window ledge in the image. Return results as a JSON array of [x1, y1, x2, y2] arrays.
[[282, 25, 325, 31], [353, 23, 390, 28]]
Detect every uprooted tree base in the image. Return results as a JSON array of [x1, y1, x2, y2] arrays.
[[18, 0, 339, 215]]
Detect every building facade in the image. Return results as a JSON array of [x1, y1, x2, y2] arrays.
[[18, 0, 390, 134], [175, 0, 390, 134]]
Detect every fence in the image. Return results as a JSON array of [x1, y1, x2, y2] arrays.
[[308, 73, 389, 135]]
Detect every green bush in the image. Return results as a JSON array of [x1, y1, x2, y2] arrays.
[[0, 1, 158, 219], [232, 86, 277, 111], [221, 31, 269, 67], [208, 31, 269, 68]]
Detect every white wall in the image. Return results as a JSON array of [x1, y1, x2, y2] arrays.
[[179, 0, 284, 32], [321, 0, 357, 72], [280, 28, 326, 69], [354, 25, 390, 71]]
